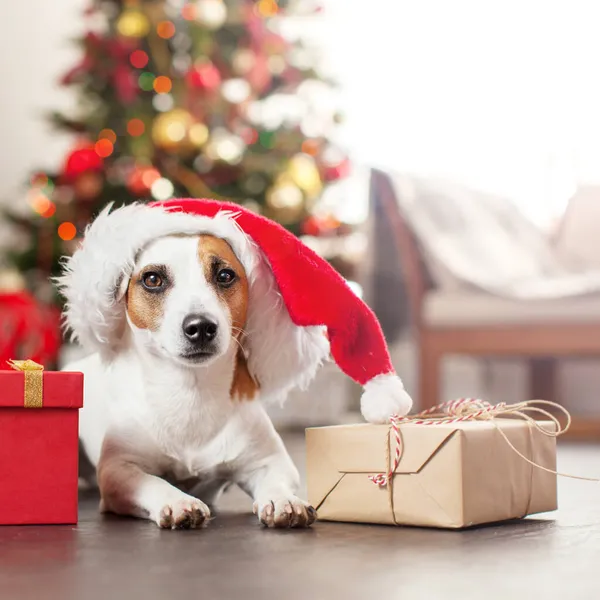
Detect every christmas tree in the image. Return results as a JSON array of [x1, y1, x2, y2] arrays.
[[5, 0, 351, 303]]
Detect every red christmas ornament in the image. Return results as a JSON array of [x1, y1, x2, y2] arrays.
[[186, 62, 221, 93], [60, 144, 104, 184]]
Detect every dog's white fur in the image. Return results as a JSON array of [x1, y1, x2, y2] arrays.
[[58, 204, 330, 529]]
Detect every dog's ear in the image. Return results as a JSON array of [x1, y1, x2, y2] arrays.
[[243, 250, 330, 404]]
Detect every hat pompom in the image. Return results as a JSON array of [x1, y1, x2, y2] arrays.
[[360, 374, 413, 424]]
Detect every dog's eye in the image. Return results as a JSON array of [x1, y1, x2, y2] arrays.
[[142, 272, 163, 289], [216, 268, 236, 286]]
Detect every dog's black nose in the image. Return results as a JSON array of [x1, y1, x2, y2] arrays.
[[182, 315, 218, 344]]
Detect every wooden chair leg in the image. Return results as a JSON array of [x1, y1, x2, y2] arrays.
[[419, 343, 442, 411], [528, 358, 557, 402]]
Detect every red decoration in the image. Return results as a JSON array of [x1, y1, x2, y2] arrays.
[[113, 64, 138, 104], [60, 144, 104, 184], [186, 62, 221, 92], [0, 367, 82, 524], [0, 292, 61, 367]]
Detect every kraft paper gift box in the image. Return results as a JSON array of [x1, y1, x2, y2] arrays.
[[306, 419, 557, 528], [0, 361, 83, 525]]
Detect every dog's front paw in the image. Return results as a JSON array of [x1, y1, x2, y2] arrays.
[[253, 496, 317, 529], [157, 497, 211, 530]]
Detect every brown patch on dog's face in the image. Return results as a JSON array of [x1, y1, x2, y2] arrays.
[[197, 235, 249, 335], [197, 235, 258, 400], [231, 349, 259, 401], [126, 264, 171, 331]]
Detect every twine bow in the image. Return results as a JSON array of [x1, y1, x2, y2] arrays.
[[7, 359, 44, 408], [369, 398, 599, 488]]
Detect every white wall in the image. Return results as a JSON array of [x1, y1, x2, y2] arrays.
[[0, 1, 83, 205]]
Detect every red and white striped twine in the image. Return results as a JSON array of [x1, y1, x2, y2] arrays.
[[368, 398, 573, 488]]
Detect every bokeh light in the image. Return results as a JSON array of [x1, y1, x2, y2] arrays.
[[151, 178, 175, 200], [138, 72, 155, 92], [41, 202, 56, 218], [153, 76, 172, 94], [127, 118, 145, 137], [116, 9, 150, 38], [98, 129, 117, 144], [301, 139, 320, 156], [221, 78, 251, 104], [256, 0, 279, 18], [95, 139, 114, 157], [167, 122, 186, 142], [157, 21, 176, 39], [29, 193, 51, 215], [259, 131, 275, 149], [189, 123, 209, 146], [58, 222, 77, 241], [30, 173, 48, 187], [142, 168, 161, 188], [153, 93, 174, 112], [241, 127, 259, 145], [130, 50, 149, 69], [195, 0, 228, 29], [182, 3, 197, 20]]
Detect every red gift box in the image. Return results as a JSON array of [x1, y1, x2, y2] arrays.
[[0, 361, 83, 525]]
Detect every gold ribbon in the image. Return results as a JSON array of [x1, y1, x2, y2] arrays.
[[7, 359, 44, 408]]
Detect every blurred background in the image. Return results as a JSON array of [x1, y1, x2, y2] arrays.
[[2, 0, 600, 438]]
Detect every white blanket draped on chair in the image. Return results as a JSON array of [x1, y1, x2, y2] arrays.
[[388, 174, 600, 300]]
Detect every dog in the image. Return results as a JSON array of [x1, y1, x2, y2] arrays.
[[59, 205, 331, 529]]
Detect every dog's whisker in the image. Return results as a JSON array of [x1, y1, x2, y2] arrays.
[[231, 326, 249, 337], [230, 336, 245, 354]]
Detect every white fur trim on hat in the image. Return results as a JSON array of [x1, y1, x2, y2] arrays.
[[360, 374, 413, 423]]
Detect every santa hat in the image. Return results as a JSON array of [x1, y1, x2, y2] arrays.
[[58, 198, 412, 423]]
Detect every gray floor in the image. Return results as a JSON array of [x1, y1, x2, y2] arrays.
[[1, 435, 599, 600]]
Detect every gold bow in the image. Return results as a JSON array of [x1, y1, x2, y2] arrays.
[[7, 359, 44, 408]]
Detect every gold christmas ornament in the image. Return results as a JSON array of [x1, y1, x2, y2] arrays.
[[189, 123, 209, 147], [117, 9, 151, 38], [151, 109, 194, 151], [287, 153, 322, 198], [266, 175, 304, 224]]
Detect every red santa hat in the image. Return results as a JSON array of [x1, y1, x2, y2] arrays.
[[58, 198, 412, 423]]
